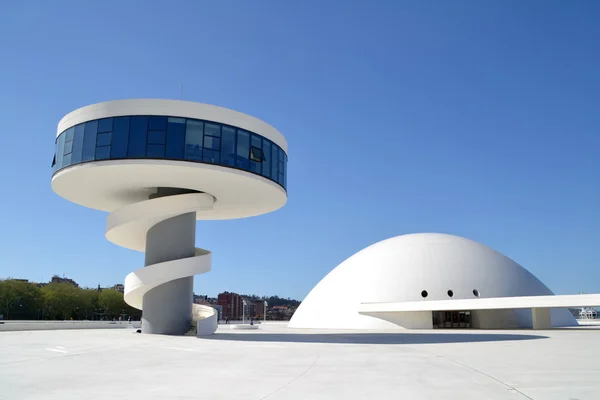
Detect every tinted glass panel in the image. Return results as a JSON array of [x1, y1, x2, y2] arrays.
[[97, 118, 113, 133], [146, 144, 165, 158], [82, 120, 98, 161], [128, 116, 148, 157], [96, 132, 111, 147], [283, 153, 288, 187], [262, 141, 271, 177], [249, 135, 262, 174], [204, 135, 220, 151], [221, 126, 235, 166], [185, 120, 203, 161], [64, 127, 75, 142], [236, 130, 250, 169], [204, 123, 221, 137], [203, 149, 220, 164], [71, 124, 85, 163], [55, 133, 65, 170], [278, 148, 285, 185], [111, 117, 129, 158], [54, 115, 287, 189], [95, 146, 111, 160], [166, 118, 185, 159], [64, 139, 74, 155], [147, 130, 166, 145], [148, 116, 167, 131], [271, 144, 279, 181]]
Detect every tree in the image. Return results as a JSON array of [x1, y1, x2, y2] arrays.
[[98, 289, 126, 320], [78, 288, 99, 320], [0, 279, 42, 320], [41, 283, 80, 320]]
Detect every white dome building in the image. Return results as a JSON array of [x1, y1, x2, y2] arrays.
[[290, 233, 577, 330]]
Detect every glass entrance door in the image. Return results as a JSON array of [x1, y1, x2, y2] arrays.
[[433, 311, 471, 328]]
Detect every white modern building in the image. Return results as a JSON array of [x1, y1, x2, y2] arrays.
[[290, 233, 600, 330], [51, 99, 288, 335]]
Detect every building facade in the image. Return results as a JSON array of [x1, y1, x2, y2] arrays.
[[51, 99, 288, 335], [218, 292, 243, 320], [290, 233, 578, 330]]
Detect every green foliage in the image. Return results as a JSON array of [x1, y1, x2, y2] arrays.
[[98, 289, 127, 320], [41, 283, 82, 320], [0, 279, 43, 319], [0, 279, 141, 321]]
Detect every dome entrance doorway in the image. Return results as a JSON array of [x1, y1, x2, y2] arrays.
[[432, 311, 472, 329]]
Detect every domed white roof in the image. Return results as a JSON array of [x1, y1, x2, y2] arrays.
[[289, 233, 575, 329]]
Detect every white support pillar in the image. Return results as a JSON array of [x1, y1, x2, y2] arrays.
[[531, 307, 552, 330]]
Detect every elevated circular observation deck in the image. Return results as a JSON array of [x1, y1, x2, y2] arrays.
[[51, 99, 288, 335]]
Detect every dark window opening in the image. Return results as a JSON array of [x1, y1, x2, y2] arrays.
[[447, 290, 454, 298], [250, 146, 265, 162], [421, 290, 428, 298], [51, 155, 56, 167], [473, 289, 479, 297]]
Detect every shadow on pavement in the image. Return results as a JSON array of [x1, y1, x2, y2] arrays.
[[200, 332, 548, 345]]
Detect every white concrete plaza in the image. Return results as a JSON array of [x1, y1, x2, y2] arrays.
[[1, 323, 599, 400]]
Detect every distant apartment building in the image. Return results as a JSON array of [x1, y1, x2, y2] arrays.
[[254, 301, 266, 319], [51, 275, 79, 287], [243, 300, 257, 318], [217, 292, 243, 320]]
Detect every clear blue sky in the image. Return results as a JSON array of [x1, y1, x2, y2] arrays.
[[0, 1, 598, 300]]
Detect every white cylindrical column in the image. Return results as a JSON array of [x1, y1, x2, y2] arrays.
[[141, 192, 196, 334]]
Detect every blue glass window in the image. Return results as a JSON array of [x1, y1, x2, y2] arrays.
[[55, 133, 65, 171], [166, 117, 185, 159], [203, 149, 220, 164], [203, 134, 220, 164], [64, 127, 75, 143], [81, 120, 98, 162], [283, 153, 288, 188], [236, 130, 250, 169], [204, 123, 221, 138], [148, 116, 167, 131], [146, 144, 165, 158], [262, 140, 271, 178], [278, 148, 285, 185], [249, 135, 262, 174], [97, 118, 113, 133], [71, 124, 85, 164], [64, 139, 74, 155], [221, 126, 236, 167], [96, 132, 111, 147], [185, 120, 203, 161], [203, 135, 220, 151], [271, 144, 279, 181], [128, 116, 148, 157], [95, 146, 111, 160], [54, 115, 287, 189], [111, 117, 129, 158], [147, 130, 166, 145]]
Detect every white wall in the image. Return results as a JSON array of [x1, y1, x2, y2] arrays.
[[362, 311, 433, 329]]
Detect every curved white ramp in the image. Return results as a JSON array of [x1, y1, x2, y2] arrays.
[[106, 192, 217, 335], [193, 304, 218, 336]]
